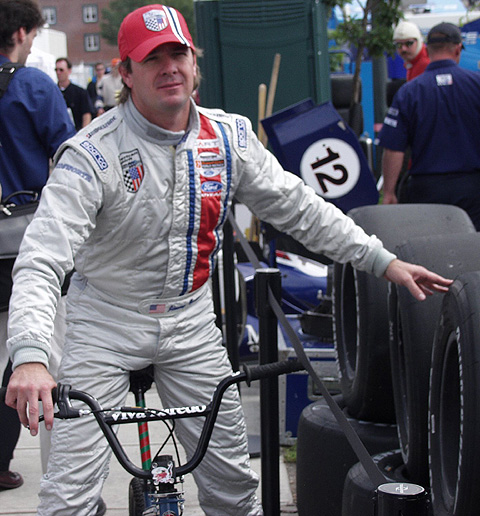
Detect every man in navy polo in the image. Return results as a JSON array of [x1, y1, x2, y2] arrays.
[[378, 22, 480, 229]]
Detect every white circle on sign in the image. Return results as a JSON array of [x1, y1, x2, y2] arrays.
[[300, 138, 360, 199]]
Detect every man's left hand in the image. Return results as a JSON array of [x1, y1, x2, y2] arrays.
[[384, 258, 453, 301]]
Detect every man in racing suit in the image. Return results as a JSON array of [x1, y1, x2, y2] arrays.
[[5, 5, 452, 515]]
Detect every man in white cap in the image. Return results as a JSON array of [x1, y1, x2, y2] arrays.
[[5, 4, 452, 515], [393, 20, 430, 81]]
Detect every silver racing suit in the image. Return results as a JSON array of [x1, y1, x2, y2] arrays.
[[7, 98, 395, 515]]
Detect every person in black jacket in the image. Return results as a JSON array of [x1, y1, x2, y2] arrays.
[[55, 57, 94, 131]]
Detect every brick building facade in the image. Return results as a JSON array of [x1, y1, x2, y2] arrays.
[[37, 0, 119, 67]]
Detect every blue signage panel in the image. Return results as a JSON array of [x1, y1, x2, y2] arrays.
[[262, 99, 379, 213]]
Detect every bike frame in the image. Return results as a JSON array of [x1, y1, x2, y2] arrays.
[[49, 359, 304, 515]]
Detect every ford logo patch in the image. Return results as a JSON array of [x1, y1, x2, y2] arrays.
[[201, 181, 222, 193]]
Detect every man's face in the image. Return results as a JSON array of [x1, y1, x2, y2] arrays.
[[55, 60, 70, 84], [120, 43, 197, 128], [395, 39, 419, 62], [96, 64, 105, 79]]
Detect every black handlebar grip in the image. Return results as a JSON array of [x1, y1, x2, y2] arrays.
[[242, 359, 305, 385], [0, 386, 58, 404]]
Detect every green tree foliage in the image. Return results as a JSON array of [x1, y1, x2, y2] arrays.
[[325, 0, 403, 104], [101, 0, 195, 48]]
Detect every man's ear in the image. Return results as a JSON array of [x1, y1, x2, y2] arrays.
[[455, 44, 462, 60], [119, 63, 132, 89], [14, 27, 27, 44]]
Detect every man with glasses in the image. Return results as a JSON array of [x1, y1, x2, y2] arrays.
[[393, 21, 429, 81]]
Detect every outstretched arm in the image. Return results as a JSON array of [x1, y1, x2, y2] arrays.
[[384, 258, 452, 301]]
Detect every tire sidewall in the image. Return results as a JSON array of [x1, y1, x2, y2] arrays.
[[429, 273, 480, 515]]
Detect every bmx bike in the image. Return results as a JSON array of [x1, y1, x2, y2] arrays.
[[2, 358, 304, 515]]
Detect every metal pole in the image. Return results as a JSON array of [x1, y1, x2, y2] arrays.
[[375, 483, 428, 516], [211, 265, 223, 331], [255, 268, 282, 516], [223, 218, 239, 372], [312, 0, 332, 103], [372, 55, 388, 128]]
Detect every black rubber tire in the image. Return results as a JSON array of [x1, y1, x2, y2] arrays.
[[342, 449, 432, 516], [128, 477, 145, 516], [386, 78, 406, 107], [389, 232, 480, 485], [429, 272, 480, 516], [331, 74, 360, 107], [333, 204, 475, 423], [296, 395, 399, 516]]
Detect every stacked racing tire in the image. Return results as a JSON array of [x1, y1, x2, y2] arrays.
[[297, 204, 477, 516], [388, 232, 480, 486], [429, 272, 480, 515]]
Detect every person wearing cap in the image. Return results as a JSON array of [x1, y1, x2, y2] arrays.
[[100, 57, 123, 110], [393, 21, 430, 81], [4, 5, 452, 515], [378, 22, 480, 229]]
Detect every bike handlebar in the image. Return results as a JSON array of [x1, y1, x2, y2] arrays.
[[0, 359, 305, 480], [242, 357, 304, 384]]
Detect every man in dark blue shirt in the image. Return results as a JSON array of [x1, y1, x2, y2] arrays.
[[378, 22, 480, 229], [0, 0, 75, 494], [0, 52, 75, 204]]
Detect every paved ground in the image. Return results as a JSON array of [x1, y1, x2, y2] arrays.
[[0, 379, 298, 515]]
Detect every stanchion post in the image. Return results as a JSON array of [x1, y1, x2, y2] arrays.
[[223, 218, 239, 372], [376, 483, 428, 516], [211, 265, 222, 332], [255, 268, 282, 516]]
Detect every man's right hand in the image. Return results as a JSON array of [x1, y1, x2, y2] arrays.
[[382, 191, 399, 204], [5, 363, 56, 436], [381, 148, 405, 205]]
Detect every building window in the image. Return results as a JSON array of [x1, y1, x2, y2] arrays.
[[84, 33, 100, 52], [83, 4, 98, 23], [42, 7, 57, 25]]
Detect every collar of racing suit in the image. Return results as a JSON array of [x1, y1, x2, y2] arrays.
[[122, 96, 198, 146]]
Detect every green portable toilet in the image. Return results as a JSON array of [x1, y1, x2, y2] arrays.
[[194, 0, 331, 128]]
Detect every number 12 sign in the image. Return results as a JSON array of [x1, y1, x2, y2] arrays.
[[300, 138, 360, 199]]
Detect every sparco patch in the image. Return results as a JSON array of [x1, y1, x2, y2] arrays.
[[120, 149, 145, 193], [80, 141, 108, 170], [236, 119, 247, 148]]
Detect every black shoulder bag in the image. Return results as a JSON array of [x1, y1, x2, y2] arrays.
[[0, 191, 39, 311], [0, 62, 24, 99]]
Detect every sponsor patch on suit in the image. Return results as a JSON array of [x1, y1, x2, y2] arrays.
[[120, 149, 145, 193]]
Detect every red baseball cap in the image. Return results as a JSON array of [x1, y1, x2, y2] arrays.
[[118, 4, 195, 62]]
